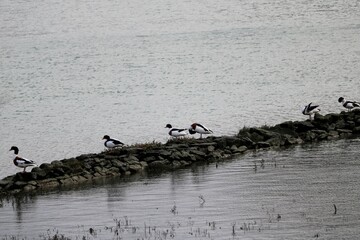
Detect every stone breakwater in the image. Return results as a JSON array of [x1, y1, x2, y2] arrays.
[[1, 110, 360, 196]]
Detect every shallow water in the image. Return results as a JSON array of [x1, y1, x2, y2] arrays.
[[1, 0, 360, 178], [1, 139, 360, 239]]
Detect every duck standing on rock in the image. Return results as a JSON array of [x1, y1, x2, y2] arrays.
[[9, 146, 37, 173], [102, 135, 124, 149], [302, 102, 320, 120], [189, 123, 213, 138], [165, 124, 188, 138], [338, 97, 360, 111]]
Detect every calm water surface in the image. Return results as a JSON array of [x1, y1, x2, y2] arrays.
[[1, 0, 360, 239], [1, 0, 360, 177], [1, 139, 360, 239]]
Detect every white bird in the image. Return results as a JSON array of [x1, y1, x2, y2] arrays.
[[102, 135, 124, 148], [338, 97, 360, 111], [189, 123, 213, 139], [9, 146, 37, 173], [302, 102, 320, 120], [165, 124, 188, 138]]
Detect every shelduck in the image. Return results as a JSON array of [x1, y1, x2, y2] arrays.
[[302, 102, 320, 120], [189, 123, 213, 138], [338, 97, 360, 111], [102, 135, 124, 148], [165, 124, 188, 137], [9, 146, 37, 172]]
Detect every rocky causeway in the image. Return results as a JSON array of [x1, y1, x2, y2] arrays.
[[1, 110, 360, 197]]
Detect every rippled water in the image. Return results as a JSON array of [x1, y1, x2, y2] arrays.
[[1, 0, 360, 177], [1, 139, 360, 239], [1, 0, 360, 238]]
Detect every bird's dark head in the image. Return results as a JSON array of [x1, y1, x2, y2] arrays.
[[338, 97, 344, 103], [9, 146, 19, 154], [102, 135, 110, 140], [189, 129, 197, 135], [191, 123, 197, 129], [165, 124, 172, 128]]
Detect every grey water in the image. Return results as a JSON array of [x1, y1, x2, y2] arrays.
[[1, 0, 360, 177], [1, 139, 360, 239], [1, 0, 360, 238]]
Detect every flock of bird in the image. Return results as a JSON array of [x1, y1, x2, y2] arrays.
[[8, 97, 360, 173], [302, 97, 359, 120]]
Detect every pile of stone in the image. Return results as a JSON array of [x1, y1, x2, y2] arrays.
[[1, 110, 359, 196]]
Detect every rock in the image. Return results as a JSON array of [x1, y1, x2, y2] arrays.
[[148, 160, 171, 169], [335, 120, 348, 130], [31, 168, 47, 179], [294, 121, 315, 132], [143, 156, 157, 163], [250, 128, 280, 140], [128, 164, 143, 173], [189, 149, 207, 157], [14, 181, 28, 188], [23, 185, 37, 191], [266, 137, 283, 146], [94, 166, 103, 173], [311, 130, 328, 140], [59, 178, 75, 185], [169, 151, 183, 160], [302, 131, 318, 141], [337, 129, 352, 137], [15, 172, 35, 182], [256, 142, 271, 148], [51, 160, 63, 167], [209, 151, 223, 159], [207, 145, 215, 152], [37, 178, 60, 188], [231, 145, 247, 153], [353, 126, 360, 133], [39, 163, 52, 170], [327, 130, 339, 140], [172, 160, 182, 169]]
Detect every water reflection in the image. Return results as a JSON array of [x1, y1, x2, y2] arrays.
[[1, 139, 360, 239]]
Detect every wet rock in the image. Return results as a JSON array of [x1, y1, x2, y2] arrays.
[[37, 178, 60, 188], [14, 181, 28, 188], [51, 160, 63, 167], [250, 128, 280, 140], [266, 137, 283, 147], [172, 160, 182, 169], [148, 160, 171, 169], [190, 149, 207, 157], [353, 126, 360, 133], [294, 121, 315, 132], [39, 163, 52, 170], [207, 145, 215, 152], [23, 184, 37, 191], [256, 142, 271, 148], [302, 131, 318, 141], [311, 130, 328, 140], [337, 129, 352, 137], [169, 150, 183, 160], [231, 145, 247, 154], [327, 130, 339, 140], [59, 177, 75, 185], [128, 163, 143, 173], [14, 172, 35, 182]]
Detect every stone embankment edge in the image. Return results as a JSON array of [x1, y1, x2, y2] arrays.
[[1, 110, 360, 197]]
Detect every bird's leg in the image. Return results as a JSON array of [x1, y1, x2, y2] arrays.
[[23, 167, 26, 173], [200, 134, 203, 139]]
